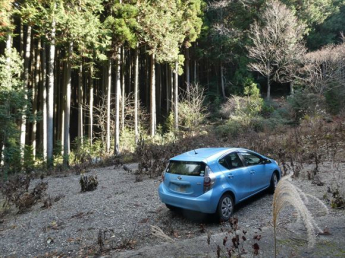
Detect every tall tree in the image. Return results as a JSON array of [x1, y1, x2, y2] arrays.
[[281, 0, 335, 30], [106, 59, 111, 153], [134, 45, 139, 143], [139, 0, 186, 135], [180, 0, 203, 97], [247, 0, 306, 99], [41, 40, 47, 160], [307, 0, 345, 50], [0, 48, 28, 175], [20, 24, 31, 161], [47, 15, 56, 167], [0, 0, 14, 42], [77, 65, 83, 145], [104, 2, 139, 153], [54, 0, 103, 165]]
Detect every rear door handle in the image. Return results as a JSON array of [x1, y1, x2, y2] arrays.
[[228, 174, 233, 179], [250, 170, 255, 174]]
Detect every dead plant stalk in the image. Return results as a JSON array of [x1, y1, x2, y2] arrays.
[[272, 174, 328, 257]]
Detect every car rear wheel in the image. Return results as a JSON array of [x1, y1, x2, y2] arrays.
[[269, 172, 278, 194], [166, 204, 177, 211], [217, 194, 234, 221]]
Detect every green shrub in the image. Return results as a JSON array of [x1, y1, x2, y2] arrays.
[[23, 145, 35, 172], [243, 78, 260, 98], [287, 89, 324, 123], [2, 137, 21, 176], [120, 127, 136, 153], [261, 99, 276, 117], [250, 117, 265, 132], [220, 82, 263, 120], [325, 88, 342, 115], [178, 84, 207, 132], [217, 83, 265, 137], [164, 112, 174, 133], [216, 120, 242, 138]]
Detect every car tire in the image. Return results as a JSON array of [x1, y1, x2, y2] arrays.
[[166, 204, 177, 211], [217, 194, 234, 222], [269, 172, 278, 194]]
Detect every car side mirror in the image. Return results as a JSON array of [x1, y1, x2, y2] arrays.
[[262, 159, 271, 164]]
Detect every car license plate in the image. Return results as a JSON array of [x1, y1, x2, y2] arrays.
[[176, 185, 187, 193]]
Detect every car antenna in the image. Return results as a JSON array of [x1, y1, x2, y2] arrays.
[[194, 149, 198, 154]]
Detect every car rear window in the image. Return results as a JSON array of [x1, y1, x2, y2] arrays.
[[167, 161, 206, 176]]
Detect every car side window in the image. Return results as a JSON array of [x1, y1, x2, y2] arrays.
[[239, 152, 262, 166], [219, 153, 244, 170]]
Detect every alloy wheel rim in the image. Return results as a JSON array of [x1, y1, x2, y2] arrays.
[[273, 174, 278, 188], [221, 197, 232, 218]]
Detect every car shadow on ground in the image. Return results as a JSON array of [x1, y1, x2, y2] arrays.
[[234, 190, 271, 212], [169, 190, 271, 224]]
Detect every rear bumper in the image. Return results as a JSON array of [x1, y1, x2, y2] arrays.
[[158, 183, 218, 214]]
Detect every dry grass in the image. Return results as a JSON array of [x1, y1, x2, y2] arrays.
[[151, 225, 175, 242], [272, 173, 328, 257]]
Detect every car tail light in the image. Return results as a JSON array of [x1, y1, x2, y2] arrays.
[[204, 165, 215, 192], [162, 163, 169, 182]]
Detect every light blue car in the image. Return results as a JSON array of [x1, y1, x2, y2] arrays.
[[158, 148, 281, 221]]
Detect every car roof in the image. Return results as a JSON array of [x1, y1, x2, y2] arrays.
[[170, 147, 246, 163]]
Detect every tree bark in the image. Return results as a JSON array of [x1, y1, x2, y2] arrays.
[[78, 64, 83, 145], [220, 62, 226, 99], [166, 64, 170, 114], [267, 62, 271, 99], [41, 41, 47, 161], [89, 65, 94, 145], [150, 54, 156, 137], [146, 52, 149, 108], [115, 48, 121, 155], [174, 61, 178, 131], [185, 47, 190, 99], [20, 22, 24, 57], [32, 39, 40, 159], [63, 42, 73, 167], [134, 47, 139, 144], [106, 59, 112, 154], [121, 48, 125, 131], [5, 34, 12, 66], [290, 81, 294, 95], [267, 75, 271, 99], [60, 60, 66, 154], [21, 25, 31, 161], [193, 43, 197, 83], [47, 19, 56, 167], [1, 35, 12, 167], [171, 65, 174, 114], [157, 64, 162, 119]]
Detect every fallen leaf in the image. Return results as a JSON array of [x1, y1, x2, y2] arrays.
[[139, 218, 149, 224], [71, 212, 84, 219], [318, 227, 331, 235], [173, 231, 179, 238]]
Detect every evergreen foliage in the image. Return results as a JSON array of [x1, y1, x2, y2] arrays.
[[247, 0, 306, 98], [0, 0, 345, 174], [0, 49, 29, 176], [0, 0, 14, 40], [104, 2, 139, 49], [307, 0, 345, 49]]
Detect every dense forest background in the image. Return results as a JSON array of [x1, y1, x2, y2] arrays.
[[1, 0, 345, 176]]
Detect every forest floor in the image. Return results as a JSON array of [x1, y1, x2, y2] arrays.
[[0, 162, 345, 258]]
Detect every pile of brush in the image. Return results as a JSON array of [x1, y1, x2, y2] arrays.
[[0, 175, 48, 213], [80, 175, 98, 192]]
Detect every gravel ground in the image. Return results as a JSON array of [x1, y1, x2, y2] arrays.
[[0, 162, 344, 257]]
